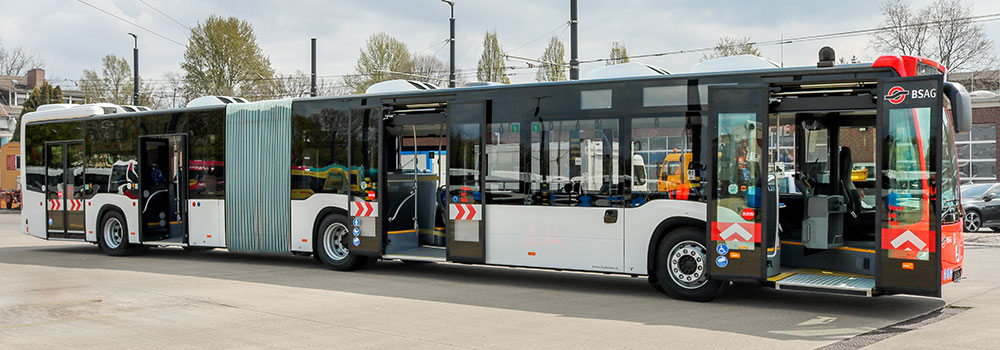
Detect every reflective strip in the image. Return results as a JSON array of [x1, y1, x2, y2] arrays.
[[225, 99, 293, 254]]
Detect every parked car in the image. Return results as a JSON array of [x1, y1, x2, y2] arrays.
[[961, 183, 1000, 232]]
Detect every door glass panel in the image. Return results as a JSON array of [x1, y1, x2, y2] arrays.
[[46, 144, 65, 234], [883, 107, 932, 261], [714, 113, 762, 246], [66, 143, 85, 236]]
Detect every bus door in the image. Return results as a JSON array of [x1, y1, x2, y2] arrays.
[[138, 134, 188, 243], [446, 102, 486, 264], [875, 76, 943, 297], [45, 141, 85, 240], [706, 84, 773, 281], [349, 107, 384, 256]]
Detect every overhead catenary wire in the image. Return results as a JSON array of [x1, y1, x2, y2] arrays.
[[76, 0, 187, 47], [577, 12, 1000, 65], [138, 0, 191, 31]]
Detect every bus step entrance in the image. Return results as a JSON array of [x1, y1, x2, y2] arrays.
[[771, 269, 875, 297]]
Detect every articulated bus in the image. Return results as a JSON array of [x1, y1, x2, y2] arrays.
[[21, 51, 970, 301]]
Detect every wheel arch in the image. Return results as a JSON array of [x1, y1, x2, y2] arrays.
[[96, 204, 127, 230], [311, 206, 350, 257], [646, 216, 707, 285]]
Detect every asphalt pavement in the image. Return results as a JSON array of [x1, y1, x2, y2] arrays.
[[0, 212, 997, 349]]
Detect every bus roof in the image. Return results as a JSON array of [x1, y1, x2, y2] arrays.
[[22, 54, 940, 124]]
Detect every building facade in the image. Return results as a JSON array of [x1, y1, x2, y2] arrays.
[[962, 92, 1000, 183]]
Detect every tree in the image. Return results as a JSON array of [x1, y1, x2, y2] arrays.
[[536, 36, 567, 82], [12, 82, 62, 141], [344, 32, 414, 94], [476, 30, 510, 84], [701, 36, 761, 61], [0, 40, 44, 76], [181, 16, 278, 100], [608, 42, 629, 65], [79, 54, 155, 107], [161, 71, 186, 108], [80, 55, 130, 105], [411, 54, 451, 87], [870, 0, 995, 72], [274, 70, 312, 98]]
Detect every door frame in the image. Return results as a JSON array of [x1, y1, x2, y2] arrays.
[[137, 133, 189, 244], [705, 84, 772, 281], [445, 100, 487, 264], [44, 139, 86, 240], [874, 76, 944, 297]]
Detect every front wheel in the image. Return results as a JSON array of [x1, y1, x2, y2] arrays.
[[651, 227, 725, 302], [965, 210, 982, 232], [98, 210, 141, 256], [315, 214, 370, 271]]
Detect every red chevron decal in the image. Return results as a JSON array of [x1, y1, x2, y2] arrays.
[[364, 201, 373, 216], [465, 204, 476, 220]]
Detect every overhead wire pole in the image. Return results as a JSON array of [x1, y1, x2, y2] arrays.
[[442, 0, 456, 88], [569, 0, 579, 80], [130, 33, 139, 105], [311, 38, 317, 97]]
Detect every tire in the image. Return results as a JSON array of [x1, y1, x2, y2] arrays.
[[965, 210, 982, 232], [98, 210, 141, 256], [651, 227, 725, 302], [315, 214, 369, 271]]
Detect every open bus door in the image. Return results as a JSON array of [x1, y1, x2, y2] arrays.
[[706, 84, 774, 281], [445, 101, 486, 264], [349, 106, 385, 256], [875, 76, 944, 297]]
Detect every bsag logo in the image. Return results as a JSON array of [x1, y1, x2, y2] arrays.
[[885, 85, 937, 105], [885, 86, 907, 104]]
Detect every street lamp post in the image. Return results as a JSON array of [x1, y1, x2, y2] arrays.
[[129, 33, 139, 105], [442, 0, 456, 88]]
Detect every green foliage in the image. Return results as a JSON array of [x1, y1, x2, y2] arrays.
[[608, 42, 629, 65], [536, 36, 567, 82], [476, 30, 510, 84], [80, 54, 153, 106], [181, 15, 278, 100], [13, 82, 62, 141], [702, 36, 761, 61], [344, 33, 414, 94]]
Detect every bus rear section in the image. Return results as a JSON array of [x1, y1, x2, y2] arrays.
[[703, 56, 969, 298]]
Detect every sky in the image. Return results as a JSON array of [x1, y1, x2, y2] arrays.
[[1, 0, 999, 91]]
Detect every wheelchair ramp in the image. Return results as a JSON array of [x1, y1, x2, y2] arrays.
[[773, 270, 876, 297]]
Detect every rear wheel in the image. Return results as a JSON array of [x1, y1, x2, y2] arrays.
[[98, 210, 141, 256], [965, 210, 982, 232], [651, 227, 725, 302], [315, 214, 369, 271]]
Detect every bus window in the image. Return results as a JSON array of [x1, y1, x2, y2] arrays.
[[529, 118, 618, 207], [485, 122, 523, 205], [631, 116, 691, 201]]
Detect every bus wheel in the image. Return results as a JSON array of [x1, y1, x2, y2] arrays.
[[316, 214, 369, 271], [98, 210, 140, 256], [652, 227, 724, 302]]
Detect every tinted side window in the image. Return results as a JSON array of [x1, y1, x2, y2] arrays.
[[528, 118, 620, 207], [290, 101, 351, 199], [188, 109, 226, 199], [86, 117, 138, 198]]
